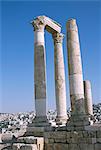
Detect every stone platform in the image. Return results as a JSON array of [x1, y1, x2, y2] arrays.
[[44, 124, 101, 150], [0, 124, 101, 150]]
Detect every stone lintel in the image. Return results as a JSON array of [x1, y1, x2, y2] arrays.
[[31, 15, 61, 33]]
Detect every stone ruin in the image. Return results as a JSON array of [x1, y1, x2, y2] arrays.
[[0, 16, 101, 150]]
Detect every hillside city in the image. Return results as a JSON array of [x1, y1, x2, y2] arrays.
[[0, 103, 101, 135]]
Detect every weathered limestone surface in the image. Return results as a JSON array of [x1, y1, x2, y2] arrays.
[[32, 16, 61, 34], [1, 16, 100, 150], [0, 136, 44, 150], [29, 15, 68, 128], [1, 126, 101, 150], [13, 144, 37, 150], [44, 126, 101, 150], [66, 19, 85, 115], [53, 33, 67, 125], [84, 80, 93, 116], [1, 133, 17, 143], [32, 17, 47, 119]]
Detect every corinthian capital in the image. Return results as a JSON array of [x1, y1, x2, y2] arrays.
[[52, 33, 64, 43], [31, 16, 46, 31]]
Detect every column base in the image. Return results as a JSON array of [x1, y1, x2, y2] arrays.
[[29, 116, 51, 127], [66, 114, 91, 131], [55, 116, 67, 126], [25, 116, 51, 136]]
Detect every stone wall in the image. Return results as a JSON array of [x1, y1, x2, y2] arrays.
[[0, 126, 101, 150], [44, 127, 101, 150], [0, 136, 44, 150], [0, 143, 38, 150]]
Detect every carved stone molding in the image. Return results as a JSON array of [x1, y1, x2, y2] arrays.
[[53, 33, 64, 43], [31, 17, 46, 31]]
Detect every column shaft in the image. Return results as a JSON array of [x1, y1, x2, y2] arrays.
[[32, 19, 47, 118], [66, 19, 85, 115], [84, 80, 93, 115], [53, 33, 67, 124]]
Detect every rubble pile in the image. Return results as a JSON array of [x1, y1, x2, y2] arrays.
[[93, 103, 101, 123]]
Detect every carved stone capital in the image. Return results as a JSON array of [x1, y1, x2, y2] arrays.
[[31, 16, 46, 32], [53, 33, 64, 43]]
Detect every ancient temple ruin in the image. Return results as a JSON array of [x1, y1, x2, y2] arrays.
[[32, 16, 92, 128], [31, 16, 67, 126], [0, 16, 101, 150]]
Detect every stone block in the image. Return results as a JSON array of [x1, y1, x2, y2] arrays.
[[48, 139, 54, 143], [92, 138, 96, 144], [97, 131, 101, 138], [45, 144, 54, 150], [1, 133, 17, 143], [45, 138, 54, 144], [44, 126, 54, 132], [44, 132, 51, 138], [14, 130, 26, 138], [20, 144, 37, 150], [79, 144, 89, 150], [71, 137, 79, 144], [85, 125, 101, 131], [81, 138, 96, 144], [78, 131, 84, 138], [79, 144, 94, 150], [56, 126, 67, 131], [19, 136, 43, 143], [25, 127, 44, 137], [66, 137, 71, 144], [38, 16, 61, 33], [68, 131, 79, 143], [17, 136, 41, 144], [0, 144, 12, 150], [68, 144, 78, 150], [87, 131, 96, 138], [88, 144, 95, 150], [13, 143, 39, 150], [70, 131, 79, 137], [82, 131, 88, 138], [45, 138, 49, 144], [17, 137, 44, 150], [74, 126, 85, 131], [26, 127, 44, 133], [12, 144, 19, 150], [86, 138, 93, 144], [35, 137, 44, 150], [94, 143, 101, 150], [97, 138, 101, 143], [55, 138, 66, 143], [45, 131, 66, 139], [66, 132, 71, 139], [79, 137, 87, 143], [73, 121, 85, 126], [67, 126, 75, 131], [54, 144, 68, 150]]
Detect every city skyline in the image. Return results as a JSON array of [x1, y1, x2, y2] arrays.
[[1, 1, 101, 113]]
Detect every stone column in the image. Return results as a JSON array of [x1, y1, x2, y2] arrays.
[[32, 18, 47, 123], [66, 19, 85, 117], [53, 33, 67, 125], [84, 80, 93, 116]]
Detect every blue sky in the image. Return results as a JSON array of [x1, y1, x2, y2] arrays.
[[0, 0, 101, 113]]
